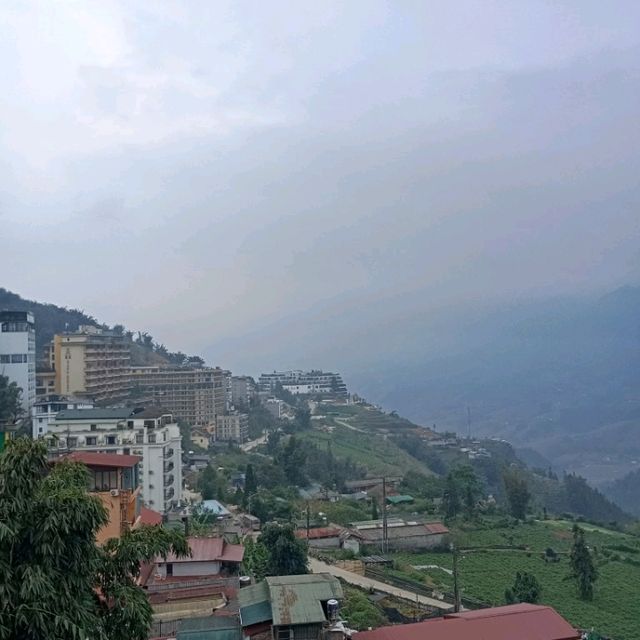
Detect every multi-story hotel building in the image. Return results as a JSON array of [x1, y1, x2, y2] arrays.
[[130, 365, 225, 426], [258, 370, 348, 397], [0, 310, 36, 415], [215, 412, 249, 442], [53, 326, 131, 404], [47, 407, 182, 512]]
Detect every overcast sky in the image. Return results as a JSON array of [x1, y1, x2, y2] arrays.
[[2, 1, 639, 369]]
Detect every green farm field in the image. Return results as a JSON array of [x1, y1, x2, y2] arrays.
[[387, 518, 640, 639]]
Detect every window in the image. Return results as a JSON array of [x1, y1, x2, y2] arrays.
[[86, 437, 97, 446], [68, 437, 77, 448], [11, 354, 26, 363], [90, 470, 118, 491], [0, 355, 9, 364], [106, 435, 116, 445], [90, 424, 97, 431], [166, 563, 173, 576], [148, 434, 156, 444]]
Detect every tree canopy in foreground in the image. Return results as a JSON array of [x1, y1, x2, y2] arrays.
[[0, 437, 188, 640]]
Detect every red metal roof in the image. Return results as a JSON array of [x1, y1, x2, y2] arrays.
[[295, 527, 342, 540], [161, 537, 244, 564], [140, 506, 163, 526], [424, 522, 450, 535], [64, 451, 141, 468], [355, 604, 579, 640]]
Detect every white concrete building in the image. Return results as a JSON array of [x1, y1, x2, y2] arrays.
[[0, 311, 36, 415], [47, 407, 182, 512], [32, 395, 94, 438], [258, 370, 347, 397], [215, 412, 248, 442]]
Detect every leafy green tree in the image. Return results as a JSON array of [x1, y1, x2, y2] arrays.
[[259, 523, 308, 576], [0, 374, 22, 425], [278, 436, 308, 486], [442, 466, 482, 519], [200, 463, 217, 500], [294, 407, 311, 431], [505, 571, 542, 604], [503, 468, 531, 520], [570, 524, 598, 600], [0, 437, 189, 640], [243, 537, 269, 582]]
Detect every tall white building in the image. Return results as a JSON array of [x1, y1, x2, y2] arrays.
[[0, 311, 36, 415], [47, 407, 182, 513]]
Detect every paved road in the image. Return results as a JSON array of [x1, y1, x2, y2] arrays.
[[308, 558, 453, 612]]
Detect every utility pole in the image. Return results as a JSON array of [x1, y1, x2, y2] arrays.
[[382, 476, 388, 554], [451, 543, 461, 612], [306, 502, 310, 540]]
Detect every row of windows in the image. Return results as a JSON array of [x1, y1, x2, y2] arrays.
[[0, 353, 34, 364], [1, 322, 34, 333]]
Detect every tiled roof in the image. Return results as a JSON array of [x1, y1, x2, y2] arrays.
[[424, 522, 449, 535], [140, 506, 163, 526], [295, 527, 342, 540], [64, 451, 141, 468], [161, 537, 244, 564], [354, 604, 579, 640]]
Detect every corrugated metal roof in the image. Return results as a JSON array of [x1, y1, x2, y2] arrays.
[[386, 495, 414, 504], [266, 574, 343, 626], [161, 537, 243, 564], [176, 615, 242, 640], [294, 527, 342, 540], [63, 451, 141, 468], [424, 522, 449, 535], [354, 604, 579, 640], [239, 581, 272, 627]]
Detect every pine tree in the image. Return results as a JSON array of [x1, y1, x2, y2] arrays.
[[259, 523, 308, 576], [503, 468, 531, 520], [371, 498, 379, 520], [505, 571, 542, 604], [570, 524, 598, 600], [244, 464, 258, 499]]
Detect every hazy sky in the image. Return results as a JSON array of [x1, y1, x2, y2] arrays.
[[2, 1, 639, 370]]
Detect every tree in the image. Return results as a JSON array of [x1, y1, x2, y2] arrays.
[[259, 523, 308, 576], [371, 498, 379, 520], [505, 571, 542, 604], [442, 466, 482, 520], [199, 463, 224, 501], [278, 436, 308, 486], [0, 374, 22, 425], [569, 524, 598, 600], [503, 468, 531, 520], [0, 437, 189, 640], [244, 464, 258, 505], [243, 537, 269, 582]]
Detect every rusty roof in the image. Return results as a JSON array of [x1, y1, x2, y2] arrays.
[[266, 574, 342, 626], [354, 604, 579, 640], [63, 451, 141, 468]]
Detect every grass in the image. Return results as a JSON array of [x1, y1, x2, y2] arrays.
[[386, 518, 640, 639], [298, 424, 434, 477]]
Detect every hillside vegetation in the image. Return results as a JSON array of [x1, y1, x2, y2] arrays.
[[387, 516, 640, 640]]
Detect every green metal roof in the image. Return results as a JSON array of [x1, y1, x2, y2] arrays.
[[266, 574, 343, 626], [239, 581, 272, 627], [386, 494, 414, 504], [176, 616, 242, 640]]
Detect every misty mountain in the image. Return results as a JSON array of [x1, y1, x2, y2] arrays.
[[208, 285, 640, 487]]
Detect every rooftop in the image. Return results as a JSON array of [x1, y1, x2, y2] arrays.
[[354, 604, 579, 640], [63, 451, 141, 469], [295, 527, 343, 540], [161, 537, 244, 564], [55, 408, 134, 421], [176, 615, 242, 640]]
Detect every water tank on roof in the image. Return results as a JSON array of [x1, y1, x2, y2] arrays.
[[327, 599, 339, 621], [239, 576, 252, 588]]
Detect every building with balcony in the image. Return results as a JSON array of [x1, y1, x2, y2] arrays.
[[58, 451, 157, 544], [215, 412, 248, 443], [31, 394, 94, 438], [0, 310, 36, 415], [47, 407, 182, 512], [231, 376, 257, 407], [130, 365, 225, 427], [52, 325, 131, 404], [258, 370, 347, 397]]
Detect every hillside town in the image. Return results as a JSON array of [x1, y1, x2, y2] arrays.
[[0, 310, 620, 639]]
